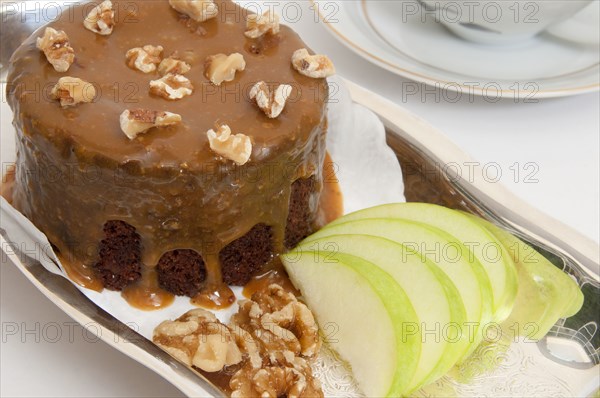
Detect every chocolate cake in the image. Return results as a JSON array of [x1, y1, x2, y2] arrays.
[[6, 0, 335, 308]]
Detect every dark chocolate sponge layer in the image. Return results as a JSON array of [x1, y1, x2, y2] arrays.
[[94, 221, 142, 291], [285, 177, 317, 249], [220, 223, 274, 286]]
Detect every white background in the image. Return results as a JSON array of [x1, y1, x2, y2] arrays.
[[1, 1, 598, 397]]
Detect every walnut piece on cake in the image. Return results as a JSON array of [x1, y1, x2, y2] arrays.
[[120, 109, 182, 139], [36, 27, 75, 72], [50, 77, 96, 107], [249, 81, 292, 119], [245, 11, 280, 39], [204, 53, 246, 86], [158, 57, 192, 76], [149, 73, 194, 100], [152, 284, 323, 397], [207, 124, 252, 166], [168, 0, 218, 22], [126, 45, 164, 73], [83, 0, 115, 35], [291, 48, 335, 79]]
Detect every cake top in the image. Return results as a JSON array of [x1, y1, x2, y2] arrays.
[[7, 0, 331, 171]]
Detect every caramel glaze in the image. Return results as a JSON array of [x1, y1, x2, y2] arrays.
[[57, 252, 104, 292], [7, 1, 329, 309], [242, 257, 300, 298], [316, 152, 344, 227], [243, 165, 343, 299], [0, 154, 342, 309], [122, 266, 175, 310], [1, 170, 16, 205]]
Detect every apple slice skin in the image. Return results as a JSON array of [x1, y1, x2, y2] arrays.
[[295, 234, 468, 392], [302, 218, 494, 361], [328, 203, 518, 323], [282, 250, 421, 397], [463, 214, 584, 339]]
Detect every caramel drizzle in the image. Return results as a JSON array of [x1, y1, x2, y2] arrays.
[[122, 266, 175, 310], [1, 156, 343, 311]]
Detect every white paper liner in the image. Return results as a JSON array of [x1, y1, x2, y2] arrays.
[[0, 77, 403, 395]]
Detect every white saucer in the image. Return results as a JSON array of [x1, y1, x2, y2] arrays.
[[313, 0, 600, 98]]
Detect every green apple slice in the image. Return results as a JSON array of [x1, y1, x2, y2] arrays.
[[302, 218, 494, 361], [328, 203, 518, 323], [462, 213, 584, 339], [281, 250, 420, 397], [295, 234, 467, 392]]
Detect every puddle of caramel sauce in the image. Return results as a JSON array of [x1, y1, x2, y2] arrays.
[[122, 267, 175, 310], [243, 257, 300, 298], [192, 283, 236, 309], [56, 253, 104, 292]]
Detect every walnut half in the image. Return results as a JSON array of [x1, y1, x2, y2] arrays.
[[36, 27, 75, 73], [207, 124, 252, 166], [150, 73, 194, 100], [168, 0, 218, 22], [291, 48, 335, 79], [119, 109, 182, 139], [245, 11, 280, 39], [50, 77, 96, 107], [83, 0, 115, 35], [204, 53, 246, 86], [158, 57, 192, 76], [249, 81, 292, 119], [126, 45, 164, 73], [153, 309, 243, 372]]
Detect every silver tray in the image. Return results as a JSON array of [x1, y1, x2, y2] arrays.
[[1, 2, 599, 396]]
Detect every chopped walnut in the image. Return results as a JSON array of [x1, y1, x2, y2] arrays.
[[229, 285, 323, 397], [36, 27, 75, 72], [126, 45, 164, 73], [230, 326, 263, 370], [153, 309, 243, 372], [245, 11, 280, 39], [153, 285, 323, 397], [119, 109, 182, 139], [149, 73, 193, 100], [230, 363, 322, 398], [232, 285, 321, 357], [291, 48, 335, 79], [83, 0, 115, 35], [249, 81, 292, 119], [204, 53, 246, 86], [168, 0, 218, 22], [207, 124, 252, 166], [158, 57, 192, 76], [50, 77, 96, 107]]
